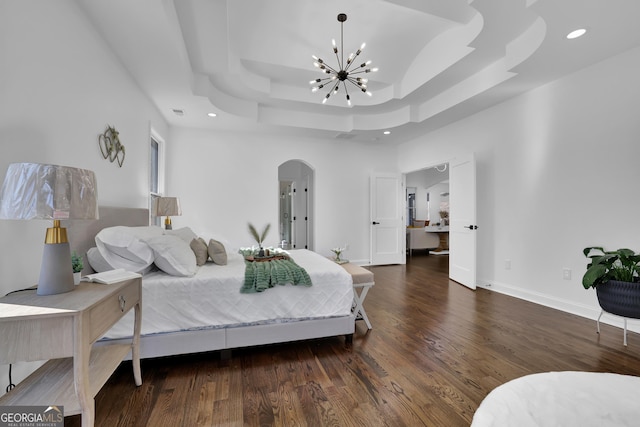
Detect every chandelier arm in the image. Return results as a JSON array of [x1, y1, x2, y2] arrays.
[[347, 69, 372, 76], [334, 50, 342, 71], [323, 80, 340, 101], [345, 78, 366, 89], [314, 77, 336, 84], [318, 63, 340, 74], [343, 82, 352, 106], [343, 81, 350, 96], [346, 61, 370, 73], [343, 52, 363, 73]]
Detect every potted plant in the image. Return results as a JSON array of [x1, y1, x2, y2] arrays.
[[583, 247, 640, 318], [248, 223, 270, 257], [71, 251, 84, 284], [331, 246, 347, 264]]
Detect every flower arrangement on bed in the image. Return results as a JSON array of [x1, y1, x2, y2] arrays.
[[75, 208, 355, 360]]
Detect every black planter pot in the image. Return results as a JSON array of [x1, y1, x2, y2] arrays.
[[596, 280, 640, 319]]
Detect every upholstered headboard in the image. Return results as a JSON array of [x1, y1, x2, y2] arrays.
[[64, 206, 149, 274]]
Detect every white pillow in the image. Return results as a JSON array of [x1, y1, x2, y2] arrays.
[[87, 247, 153, 274], [146, 234, 197, 277], [87, 247, 112, 272], [95, 226, 163, 264], [165, 227, 197, 243]]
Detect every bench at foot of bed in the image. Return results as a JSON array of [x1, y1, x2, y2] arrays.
[[338, 263, 375, 330]]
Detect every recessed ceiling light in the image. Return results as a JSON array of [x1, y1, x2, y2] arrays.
[[207, 112, 217, 117], [566, 28, 587, 39], [383, 130, 391, 135]]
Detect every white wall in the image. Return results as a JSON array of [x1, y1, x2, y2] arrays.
[[397, 45, 640, 329], [166, 128, 397, 263], [0, 0, 168, 393]]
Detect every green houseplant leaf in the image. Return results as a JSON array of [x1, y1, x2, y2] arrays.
[[71, 251, 84, 273], [582, 247, 640, 289], [248, 223, 271, 247]]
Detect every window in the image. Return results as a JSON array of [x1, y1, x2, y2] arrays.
[[149, 129, 165, 226]]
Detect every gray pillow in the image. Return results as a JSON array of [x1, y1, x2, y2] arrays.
[[208, 239, 227, 265], [190, 237, 209, 266]]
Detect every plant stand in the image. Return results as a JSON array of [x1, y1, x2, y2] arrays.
[[595, 280, 640, 346], [597, 310, 634, 346]]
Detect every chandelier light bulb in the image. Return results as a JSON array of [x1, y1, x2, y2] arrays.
[[310, 13, 377, 106]]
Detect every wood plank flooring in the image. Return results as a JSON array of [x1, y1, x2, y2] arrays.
[[67, 253, 640, 426]]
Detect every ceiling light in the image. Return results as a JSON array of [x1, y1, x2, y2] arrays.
[[310, 13, 378, 106], [383, 131, 391, 135], [566, 28, 587, 39], [207, 112, 217, 117]]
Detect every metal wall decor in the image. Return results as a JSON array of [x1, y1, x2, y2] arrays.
[[98, 125, 125, 167]]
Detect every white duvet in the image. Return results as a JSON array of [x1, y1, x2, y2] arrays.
[[104, 249, 354, 339], [472, 371, 640, 427]]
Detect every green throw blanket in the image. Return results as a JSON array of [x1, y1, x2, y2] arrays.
[[241, 257, 312, 293]]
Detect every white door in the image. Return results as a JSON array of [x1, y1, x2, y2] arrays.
[[449, 153, 477, 289], [370, 173, 405, 265]]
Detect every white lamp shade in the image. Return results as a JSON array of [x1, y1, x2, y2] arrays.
[[0, 163, 99, 296], [153, 197, 181, 217], [0, 163, 98, 220]]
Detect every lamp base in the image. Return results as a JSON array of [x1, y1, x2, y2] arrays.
[[38, 242, 75, 296]]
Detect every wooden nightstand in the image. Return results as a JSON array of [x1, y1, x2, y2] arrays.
[[0, 278, 142, 427]]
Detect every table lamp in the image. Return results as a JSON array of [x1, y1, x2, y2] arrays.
[[153, 197, 181, 230], [0, 163, 99, 295]]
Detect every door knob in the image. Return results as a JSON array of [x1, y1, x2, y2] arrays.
[[372, 221, 380, 225], [464, 225, 478, 230]]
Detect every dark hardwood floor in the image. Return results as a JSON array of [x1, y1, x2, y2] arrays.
[[68, 253, 640, 426]]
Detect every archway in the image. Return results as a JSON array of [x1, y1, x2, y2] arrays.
[[278, 160, 314, 250]]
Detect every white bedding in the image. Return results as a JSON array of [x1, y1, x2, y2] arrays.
[[471, 371, 640, 427], [104, 249, 354, 339]]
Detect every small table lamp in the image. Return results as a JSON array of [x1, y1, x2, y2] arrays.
[[153, 197, 181, 230], [0, 163, 99, 295]]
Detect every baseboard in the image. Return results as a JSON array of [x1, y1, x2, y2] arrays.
[[349, 258, 372, 266], [477, 278, 640, 335]]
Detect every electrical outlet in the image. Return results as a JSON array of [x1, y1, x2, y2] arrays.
[[563, 268, 572, 280], [505, 259, 511, 270]]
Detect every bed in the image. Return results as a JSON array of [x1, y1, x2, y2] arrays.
[[471, 371, 640, 427], [67, 206, 355, 359]]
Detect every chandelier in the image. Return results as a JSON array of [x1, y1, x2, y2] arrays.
[[310, 13, 378, 106]]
